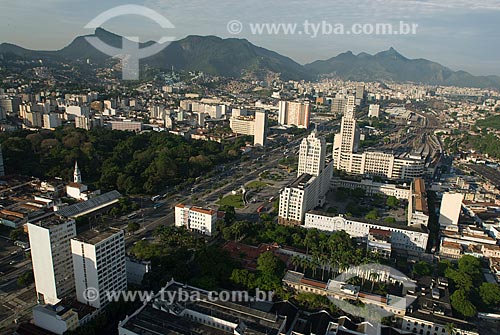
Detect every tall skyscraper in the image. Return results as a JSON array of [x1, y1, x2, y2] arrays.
[[334, 108, 360, 171], [278, 101, 310, 129], [297, 130, 326, 177], [71, 229, 127, 309], [28, 215, 77, 304], [355, 84, 365, 101], [332, 110, 423, 180], [253, 110, 268, 147]]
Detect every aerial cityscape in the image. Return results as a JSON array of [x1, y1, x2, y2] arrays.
[[0, 1, 499, 335]]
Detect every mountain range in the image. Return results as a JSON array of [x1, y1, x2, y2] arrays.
[[1, 28, 499, 89]]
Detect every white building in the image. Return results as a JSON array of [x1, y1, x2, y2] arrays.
[[28, 215, 77, 305], [43, 113, 62, 130], [71, 229, 127, 309], [304, 213, 429, 254], [368, 104, 380, 118], [279, 130, 332, 226], [333, 110, 424, 180], [278, 101, 310, 129], [229, 111, 268, 147], [175, 204, 219, 236], [297, 130, 326, 177], [253, 110, 268, 147], [33, 304, 79, 335], [65, 106, 89, 120], [331, 178, 411, 200], [439, 192, 464, 230], [108, 121, 143, 132], [75, 115, 91, 130]]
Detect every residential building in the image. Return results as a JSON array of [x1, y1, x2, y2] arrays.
[[108, 121, 142, 132], [0, 144, 5, 177], [175, 204, 219, 236], [27, 215, 77, 304], [71, 229, 127, 309], [229, 111, 268, 146], [43, 113, 62, 130], [278, 101, 310, 129], [75, 115, 91, 130], [0, 96, 21, 115]]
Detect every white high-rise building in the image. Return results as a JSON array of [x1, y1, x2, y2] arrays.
[[253, 110, 268, 147], [28, 215, 77, 305], [297, 130, 326, 177], [368, 104, 380, 118], [71, 229, 127, 309], [279, 130, 333, 226], [0, 144, 5, 177], [278, 101, 310, 129], [229, 110, 268, 147], [439, 192, 464, 230], [333, 110, 423, 180]]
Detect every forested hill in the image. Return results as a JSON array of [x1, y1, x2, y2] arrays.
[[0, 127, 246, 194]]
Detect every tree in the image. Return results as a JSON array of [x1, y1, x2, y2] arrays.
[[9, 228, 24, 240], [386, 196, 399, 208], [450, 289, 477, 317], [365, 209, 379, 221], [257, 251, 285, 277], [128, 222, 140, 232], [413, 261, 433, 276], [479, 282, 500, 309], [17, 270, 34, 287]]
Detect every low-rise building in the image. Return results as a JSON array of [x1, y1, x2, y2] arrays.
[[174, 204, 221, 236]]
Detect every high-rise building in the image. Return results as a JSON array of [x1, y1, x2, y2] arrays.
[[229, 111, 268, 147], [439, 192, 464, 230], [355, 84, 365, 101], [75, 116, 91, 130], [0, 97, 21, 115], [253, 110, 268, 147], [333, 110, 423, 180], [71, 229, 127, 309], [28, 215, 77, 305], [331, 96, 346, 115], [278, 101, 310, 129], [368, 104, 380, 118], [297, 130, 326, 177], [279, 130, 333, 226], [43, 113, 62, 130]]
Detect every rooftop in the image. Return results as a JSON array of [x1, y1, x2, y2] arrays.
[[56, 190, 121, 218], [72, 228, 123, 245]]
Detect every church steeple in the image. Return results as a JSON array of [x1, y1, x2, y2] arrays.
[[74, 161, 82, 184]]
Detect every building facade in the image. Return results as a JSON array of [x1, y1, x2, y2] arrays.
[[28, 215, 77, 305], [71, 229, 127, 309]]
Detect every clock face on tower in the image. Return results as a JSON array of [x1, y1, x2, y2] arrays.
[[334, 217, 345, 226]]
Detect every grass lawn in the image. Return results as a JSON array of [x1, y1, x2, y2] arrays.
[[246, 180, 270, 190], [217, 195, 244, 208]]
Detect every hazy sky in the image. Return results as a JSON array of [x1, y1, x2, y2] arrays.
[[0, 0, 499, 75]]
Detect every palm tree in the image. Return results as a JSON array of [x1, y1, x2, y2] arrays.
[[444, 323, 456, 335], [370, 272, 380, 292], [290, 255, 301, 271]]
